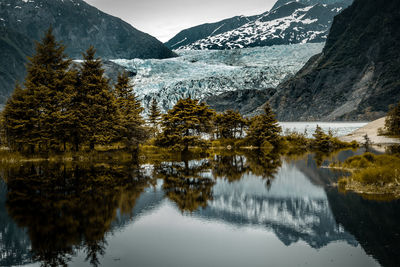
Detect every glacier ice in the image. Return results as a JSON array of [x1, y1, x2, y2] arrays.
[[111, 43, 324, 113]]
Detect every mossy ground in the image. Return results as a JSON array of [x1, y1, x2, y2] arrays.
[[334, 153, 400, 199]]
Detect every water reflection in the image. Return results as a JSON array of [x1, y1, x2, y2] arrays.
[[0, 150, 397, 266], [153, 158, 215, 212], [3, 161, 151, 266], [327, 189, 400, 267]]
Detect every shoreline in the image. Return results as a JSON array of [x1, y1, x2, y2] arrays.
[[339, 117, 400, 145]]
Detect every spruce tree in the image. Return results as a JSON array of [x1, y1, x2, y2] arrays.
[[214, 110, 247, 139], [149, 98, 161, 127], [385, 101, 400, 135], [2, 28, 74, 152], [114, 72, 147, 150], [2, 84, 30, 151], [157, 98, 215, 151], [312, 125, 332, 151], [71, 46, 118, 150], [28, 27, 74, 151], [148, 98, 161, 137], [246, 103, 281, 148]]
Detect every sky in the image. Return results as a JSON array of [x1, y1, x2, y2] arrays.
[[85, 0, 277, 42]]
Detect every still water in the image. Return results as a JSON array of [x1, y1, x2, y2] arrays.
[[279, 122, 368, 138], [0, 149, 399, 267]]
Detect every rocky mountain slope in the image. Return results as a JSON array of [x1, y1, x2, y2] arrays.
[[271, 0, 349, 11], [203, 88, 276, 115], [165, 15, 259, 50], [0, 0, 175, 105], [268, 0, 400, 121], [167, 0, 352, 50]]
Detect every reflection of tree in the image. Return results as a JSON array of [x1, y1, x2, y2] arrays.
[[245, 151, 282, 181], [212, 154, 248, 182], [4, 160, 150, 267], [154, 157, 215, 212]]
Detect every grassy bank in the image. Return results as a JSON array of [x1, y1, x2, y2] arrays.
[[333, 153, 400, 199]]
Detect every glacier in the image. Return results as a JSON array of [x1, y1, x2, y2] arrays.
[[111, 43, 324, 113]]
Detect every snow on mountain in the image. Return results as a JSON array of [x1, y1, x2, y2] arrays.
[[112, 43, 324, 113], [171, 0, 352, 50], [200, 162, 357, 248]]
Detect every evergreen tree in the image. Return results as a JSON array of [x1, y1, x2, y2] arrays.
[[157, 98, 215, 151], [385, 101, 400, 135], [114, 72, 147, 150], [2, 28, 74, 152], [312, 125, 332, 151], [70, 46, 118, 150], [246, 103, 281, 148], [214, 110, 247, 139], [148, 98, 161, 137], [2, 84, 30, 151]]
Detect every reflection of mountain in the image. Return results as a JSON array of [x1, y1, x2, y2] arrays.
[[111, 159, 361, 250], [327, 189, 400, 267], [111, 185, 165, 230], [1, 151, 397, 267], [195, 163, 357, 248], [0, 180, 32, 266]]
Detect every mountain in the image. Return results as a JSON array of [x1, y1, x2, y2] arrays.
[[268, 0, 400, 121], [165, 15, 259, 50], [203, 88, 276, 115], [271, 0, 349, 11], [0, 0, 175, 105], [166, 0, 352, 50]]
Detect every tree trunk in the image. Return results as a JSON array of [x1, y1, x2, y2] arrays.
[[74, 141, 79, 152], [89, 141, 95, 150]]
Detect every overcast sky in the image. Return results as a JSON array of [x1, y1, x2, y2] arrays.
[[85, 0, 277, 42]]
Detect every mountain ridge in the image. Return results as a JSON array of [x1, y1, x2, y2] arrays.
[[267, 0, 400, 121], [166, 0, 352, 50]]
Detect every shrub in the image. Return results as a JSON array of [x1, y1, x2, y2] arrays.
[[385, 101, 400, 136], [342, 153, 400, 185]]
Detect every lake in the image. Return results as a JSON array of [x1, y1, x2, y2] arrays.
[[1, 147, 399, 267], [279, 122, 368, 138]]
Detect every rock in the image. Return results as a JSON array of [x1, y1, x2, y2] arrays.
[[268, 0, 400, 121], [203, 88, 276, 116], [166, 0, 352, 50]]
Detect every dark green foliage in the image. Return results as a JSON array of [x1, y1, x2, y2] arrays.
[[2, 84, 30, 151], [148, 98, 161, 137], [246, 103, 281, 148], [156, 98, 215, 151], [114, 72, 147, 149], [2, 28, 75, 152], [311, 125, 357, 152], [70, 46, 118, 150], [149, 98, 161, 127], [1, 29, 147, 153], [312, 125, 334, 151], [339, 153, 400, 186], [214, 110, 248, 139], [385, 101, 400, 136]]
